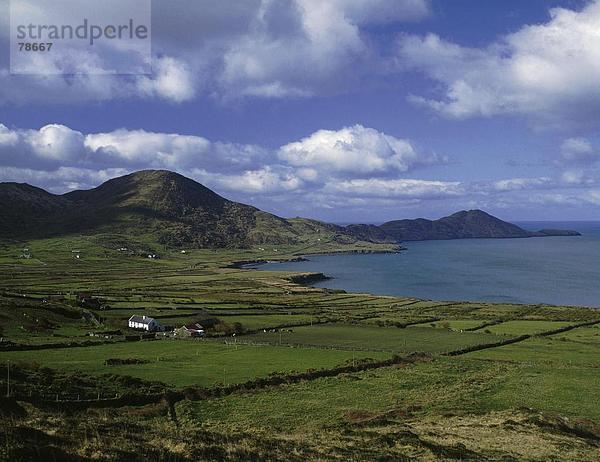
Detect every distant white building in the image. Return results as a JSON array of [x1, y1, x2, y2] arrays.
[[128, 315, 160, 332]]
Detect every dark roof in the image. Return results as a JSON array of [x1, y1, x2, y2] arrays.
[[184, 323, 204, 331], [129, 315, 155, 324]]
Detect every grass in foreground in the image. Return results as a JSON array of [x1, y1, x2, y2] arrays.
[[466, 337, 600, 420], [178, 357, 512, 431]]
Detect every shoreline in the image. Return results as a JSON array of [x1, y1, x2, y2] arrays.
[[229, 246, 405, 270]]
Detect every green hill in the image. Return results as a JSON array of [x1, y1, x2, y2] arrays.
[[0, 170, 353, 248], [378, 210, 580, 241], [379, 210, 530, 241]]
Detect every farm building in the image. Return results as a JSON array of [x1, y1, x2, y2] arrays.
[[77, 293, 102, 309], [128, 315, 160, 332], [174, 323, 205, 338]]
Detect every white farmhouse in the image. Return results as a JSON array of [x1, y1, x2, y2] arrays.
[[128, 315, 160, 332]]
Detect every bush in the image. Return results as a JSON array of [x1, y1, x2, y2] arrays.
[[104, 358, 150, 366]]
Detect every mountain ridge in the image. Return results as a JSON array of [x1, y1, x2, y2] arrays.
[[0, 170, 580, 247], [378, 209, 532, 241], [0, 170, 349, 248]]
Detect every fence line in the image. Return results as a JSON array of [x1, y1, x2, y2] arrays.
[[226, 339, 397, 354]]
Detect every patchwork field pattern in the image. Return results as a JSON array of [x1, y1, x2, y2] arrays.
[[0, 235, 599, 461]]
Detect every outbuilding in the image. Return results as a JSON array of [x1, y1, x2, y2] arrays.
[[174, 322, 205, 338]]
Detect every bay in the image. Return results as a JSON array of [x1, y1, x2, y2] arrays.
[[258, 222, 600, 308]]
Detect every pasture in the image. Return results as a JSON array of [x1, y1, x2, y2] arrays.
[[2, 340, 389, 388], [248, 323, 505, 353]]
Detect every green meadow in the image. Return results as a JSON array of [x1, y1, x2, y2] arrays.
[[2, 340, 389, 388], [248, 323, 504, 353]]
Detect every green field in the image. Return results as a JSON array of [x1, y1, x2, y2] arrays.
[[179, 357, 513, 431], [248, 323, 504, 353], [211, 313, 321, 330], [2, 340, 389, 388], [408, 319, 485, 330], [467, 337, 600, 419], [552, 325, 600, 344], [467, 335, 600, 366], [483, 320, 574, 336]]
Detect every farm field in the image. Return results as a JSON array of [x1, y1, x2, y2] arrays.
[[552, 325, 600, 344], [2, 340, 389, 388], [179, 357, 513, 431], [466, 337, 600, 420], [467, 336, 600, 366], [0, 234, 599, 461], [248, 323, 504, 353], [483, 320, 574, 336], [408, 319, 484, 330]]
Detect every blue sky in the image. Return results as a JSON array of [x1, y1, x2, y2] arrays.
[[1, 0, 600, 222]]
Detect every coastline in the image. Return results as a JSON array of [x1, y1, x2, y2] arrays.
[[229, 256, 309, 269], [229, 245, 405, 269]]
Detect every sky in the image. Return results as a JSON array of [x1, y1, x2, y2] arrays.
[[1, 0, 600, 222]]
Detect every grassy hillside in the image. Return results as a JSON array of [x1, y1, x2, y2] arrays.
[[0, 171, 375, 250], [380, 209, 531, 241]]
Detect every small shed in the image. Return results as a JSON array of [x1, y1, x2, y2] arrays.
[[128, 315, 160, 332], [174, 323, 205, 338]]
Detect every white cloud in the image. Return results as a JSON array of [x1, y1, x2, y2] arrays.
[[219, 0, 364, 98], [136, 57, 196, 103], [1, 122, 439, 183], [85, 129, 270, 172], [397, 1, 600, 125], [0, 124, 88, 167], [560, 137, 599, 163], [28, 124, 85, 162], [279, 124, 441, 177], [0, 64, 196, 105], [219, 0, 430, 98], [0, 124, 270, 173], [0, 124, 19, 146], [560, 168, 600, 186], [493, 177, 553, 192], [0, 0, 430, 105], [326, 178, 464, 199], [193, 166, 303, 194], [583, 189, 600, 205], [0, 166, 130, 193], [85, 129, 210, 167]]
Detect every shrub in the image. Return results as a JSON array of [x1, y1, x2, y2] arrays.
[[104, 358, 150, 366]]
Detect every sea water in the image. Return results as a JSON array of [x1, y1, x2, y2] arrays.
[[257, 222, 600, 308]]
